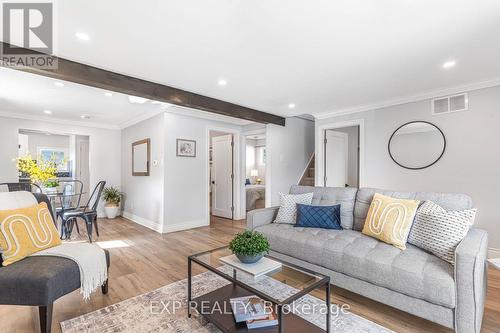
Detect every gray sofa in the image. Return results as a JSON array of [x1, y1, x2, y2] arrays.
[[247, 185, 488, 333]]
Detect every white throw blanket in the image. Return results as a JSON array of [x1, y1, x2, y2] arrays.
[[31, 243, 108, 300]]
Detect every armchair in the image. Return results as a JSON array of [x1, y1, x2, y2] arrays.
[[0, 192, 110, 333]]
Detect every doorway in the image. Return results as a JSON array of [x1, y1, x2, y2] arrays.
[[16, 129, 91, 203], [323, 125, 360, 187], [244, 131, 267, 211], [209, 130, 234, 220]]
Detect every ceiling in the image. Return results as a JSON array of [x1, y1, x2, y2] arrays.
[[0, 67, 252, 128], [1, 0, 500, 125]]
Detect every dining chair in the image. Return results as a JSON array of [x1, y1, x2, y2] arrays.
[[0, 182, 42, 193], [55, 180, 84, 238], [61, 181, 106, 242]]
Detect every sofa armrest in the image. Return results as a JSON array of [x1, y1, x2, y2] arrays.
[[454, 228, 488, 333], [246, 207, 279, 230]]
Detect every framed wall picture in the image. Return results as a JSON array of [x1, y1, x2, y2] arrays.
[[176, 139, 196, 157], [37, 147, 70, 172], [132, 138, 150, 176]]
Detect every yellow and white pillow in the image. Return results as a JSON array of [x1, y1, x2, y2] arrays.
[[362, 193, 420, 250], [0, 202, 61, 266]]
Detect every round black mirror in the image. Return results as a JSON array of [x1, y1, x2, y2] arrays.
[[388, 121, 446, 170]]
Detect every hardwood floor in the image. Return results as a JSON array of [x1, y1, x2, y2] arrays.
[[0, 216, 498, 333]]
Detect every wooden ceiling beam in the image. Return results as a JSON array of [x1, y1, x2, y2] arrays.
[[0, 42, 286, 126]]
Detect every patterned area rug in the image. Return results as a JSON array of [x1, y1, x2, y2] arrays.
[[61, 267, 393, 333]]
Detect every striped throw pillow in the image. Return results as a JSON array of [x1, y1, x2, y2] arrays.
[[408, 201, 476, 264], [0, 202, 61, 266]]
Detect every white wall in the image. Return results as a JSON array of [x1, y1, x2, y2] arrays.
[[315, 85, 500, 253], [19, 131, 70, 157], [121, 113, 165, 232], [267, 117, 315, 205], [163, 112, 243, 232], [0, 116, 121, 216]]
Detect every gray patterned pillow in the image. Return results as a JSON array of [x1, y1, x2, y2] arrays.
[[274, 192, 314, 224], [408, 201, 476, 264]]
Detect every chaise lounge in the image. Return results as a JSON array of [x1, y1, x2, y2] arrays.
[[247, 185, 488, 333]]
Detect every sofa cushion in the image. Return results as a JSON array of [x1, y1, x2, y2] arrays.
[[353, 188, 474, 231], [275, 192, 314, 224], [361, 193, 420, 250], [256, 223, 456, 308], [296, 204, 342, 230], [290, 185, 357, 230], [408, 201, 476, 264]]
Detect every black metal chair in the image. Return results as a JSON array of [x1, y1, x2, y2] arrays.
[[0, 182, 42, 193], [55, 180, 84, 236], [61, 181, 106, 242]]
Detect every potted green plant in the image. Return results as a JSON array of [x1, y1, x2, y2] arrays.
[[229, 230, 270, 264], [43, 180, 59, 194], [102, 186, 122, 219]]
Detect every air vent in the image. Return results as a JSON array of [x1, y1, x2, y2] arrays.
[[432, 93, 468, 115]]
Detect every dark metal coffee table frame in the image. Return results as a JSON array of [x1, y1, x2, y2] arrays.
[[188, 246, 331, 333]]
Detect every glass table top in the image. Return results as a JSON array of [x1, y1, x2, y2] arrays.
[[190, 246, 328, 304]]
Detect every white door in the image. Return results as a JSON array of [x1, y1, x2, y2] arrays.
[[212, 135, 233, 219], [77, 139, 90, 203], [324, 130, 348, 187]]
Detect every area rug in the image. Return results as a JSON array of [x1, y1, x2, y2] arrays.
[[61, 267, 393, 333]]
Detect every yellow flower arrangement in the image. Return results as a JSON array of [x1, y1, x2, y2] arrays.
[[16, 155, 58, 185]]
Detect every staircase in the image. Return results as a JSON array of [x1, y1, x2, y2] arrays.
[[299, 154, 315, 186]]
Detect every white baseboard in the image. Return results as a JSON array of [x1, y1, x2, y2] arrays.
[[488, 247, 500, 259], [163, 219, 209, 233], [122, 211, 163, 233]]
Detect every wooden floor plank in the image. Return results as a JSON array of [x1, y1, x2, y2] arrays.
[[0, 216, 498, 333]]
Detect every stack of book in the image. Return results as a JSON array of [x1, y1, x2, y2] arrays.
[[230, 295, 278, 329]]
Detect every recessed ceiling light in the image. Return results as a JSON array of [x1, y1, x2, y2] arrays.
[[104, 92, 112, 97], [54, 81, 64, 87], [442, 60, 456, 69], [217, 79, 227, 86], [43, 110, 52, 115], [288, 103, 296, 109], [128, 95, 149, 104], [80, 115, 90, 119], [75, 32, 90, 41]]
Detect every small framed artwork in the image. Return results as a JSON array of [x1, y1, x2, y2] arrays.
[[176, 139, 196, 157]]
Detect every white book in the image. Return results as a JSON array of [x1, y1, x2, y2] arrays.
[[220, 254, 282, 277], [230, 296, 267, 323]]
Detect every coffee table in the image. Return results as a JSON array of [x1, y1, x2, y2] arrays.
[[188, 246, 331, 333]]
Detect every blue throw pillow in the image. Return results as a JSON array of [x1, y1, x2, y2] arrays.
[[295, 204, 343, 230]]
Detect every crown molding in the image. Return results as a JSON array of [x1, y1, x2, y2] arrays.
[[0, 111, 121, 130], [314, 77, 500, 120], [118, 108, 165, 129], [163, 104, 253, 126]]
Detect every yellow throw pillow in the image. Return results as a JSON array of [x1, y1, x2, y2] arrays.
[[362, 193, 420, 250], [0, 202, 61, 266]]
